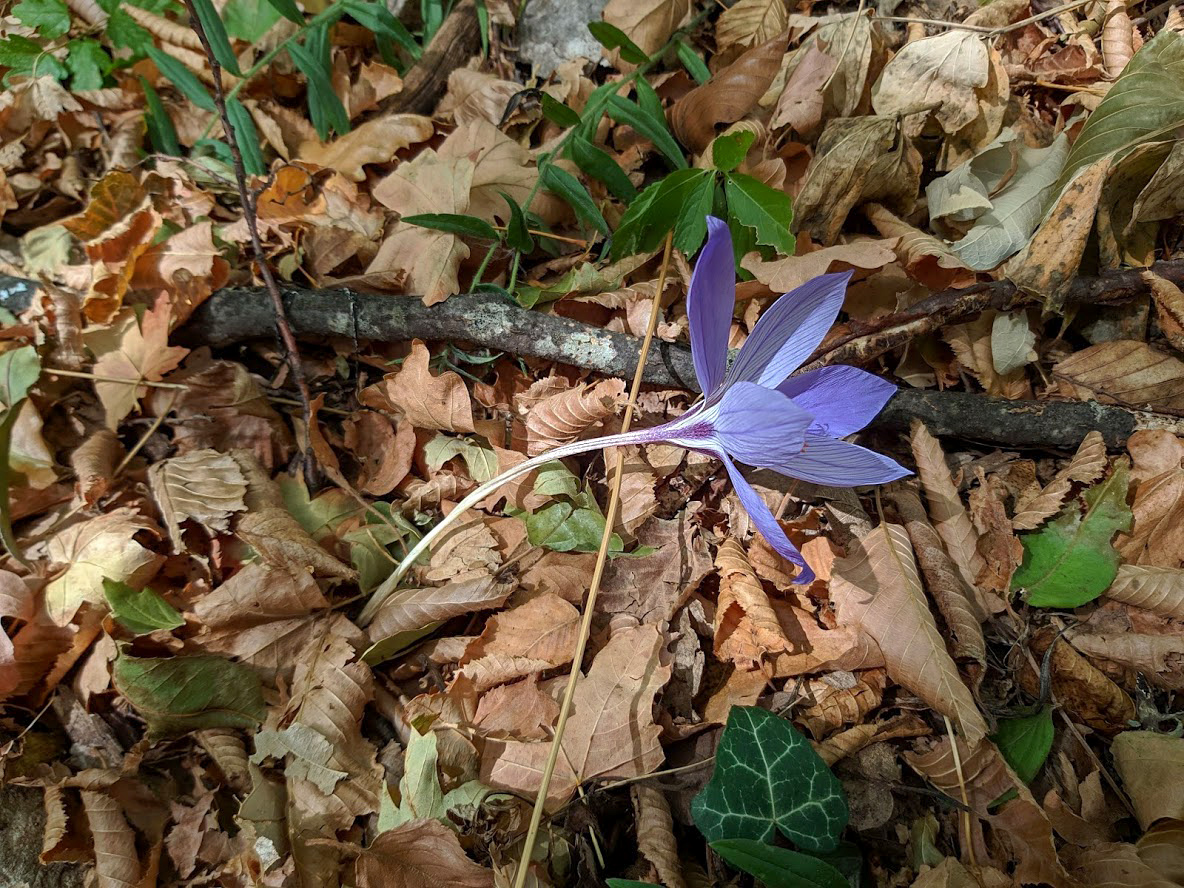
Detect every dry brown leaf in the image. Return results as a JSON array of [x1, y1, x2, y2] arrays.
[[80, 787, 142, 888], [910, 420, 986, 590], [457, 593, 579, 690], [740, 239, 896, 293], [713, 537, 791, 668], [1069, 629, 1184, 691], [423, 520, 501, 584], [473, 674, 559, 740], [793, 115, 922, 245], [481, 623, 670, 809], [968, 471, 1022, 599], [671, 32, 788, 154], [1024, 627, 1134, 733], [366, 576, 513, 646], [1138, 819, 1184, 884], [343, 412, 416, 496], [1116, 430, 1184, 567], [891, 488, 986, 667], [44, 508, 163, 626], [1144, 271, 1184, 352], [1066, 842, 1178, 888], [605, 447, 660, 536], [830, 524, 988, 747], [716, 0, 788, 54], [1006, 158, 1110, 312], [88, 294, 188, 429], [69, 429, 122, 507], [147, 448, 247, 551], [1106, 565, 1184, 619], [523, 377, 625, 456], [297, 114, 433, 181], [1012, 431, 1108, 530], [1102, 0, 1135, 78], [439, 119, 539, 224], [195, 728, 251, 793], [863, 202, 974, 290], [631, 783, 687, 888], [603, 0, 691, 58], [369, 150, 474, 304], [1055, 341, 1184, 415], [361, 340, 476, 433], [353, 819, 493, 888], [798, 669, 889, 739], [945, 313, 1031, 399], [439, 69, 521, 127], [1112, 731, 1184, 830]]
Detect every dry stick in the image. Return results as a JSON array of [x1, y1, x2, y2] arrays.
[[181, 0, 316, 483], [512, 232, 675, 888]]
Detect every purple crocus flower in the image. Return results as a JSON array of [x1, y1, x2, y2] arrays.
[[361, 217, 908, 622]]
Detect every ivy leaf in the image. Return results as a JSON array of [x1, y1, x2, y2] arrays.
[[711, 839, 849, 888], [113, 651, 265, 736], [66, 39, 112, 90], [1012, 459, 1132, 607], [725, 172, 795, 255], [103, 578, 184, 636], [13, 0, 71, 39], [992, 707, 1054, 785], [691, 705, 848, 850]]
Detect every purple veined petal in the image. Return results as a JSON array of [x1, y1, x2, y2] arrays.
[[710, 380, 814, 468], [777, 365, 898, 438], [772, 433, 912, 486], [686, 216, 735, 395], [724, 271, 852, 389], [720, 453, 815, 584]]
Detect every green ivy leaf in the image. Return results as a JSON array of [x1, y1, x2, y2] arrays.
[[711, 839, 849, 888], [113, 650, 265, 735], [103, 578, 185, 635], [712, 130, 755, 173], [14, 0, 71, 39], [403, 213, 499, 241], [993, 707, 1055, 785], [691, 705, 848, 850], [586, 20, 648, 65], [1012, 459, 1132, 607], [66, 39, 112, 90], [725, 172, 794, 255]]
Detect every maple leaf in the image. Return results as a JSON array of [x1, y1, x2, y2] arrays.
[[368, 150, 474, 305], [89, 294, 188, 429]]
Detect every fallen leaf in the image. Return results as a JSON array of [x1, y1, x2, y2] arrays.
[[1067, 842, 1179, 888], [1118, 430, 1184, 567], [1054, 341, 1184, 414], [1112, 731, 1184, 829], [1070, 628, 1184, 691], [69, 428, 122, 507], [740, 239, 896, 293], [439, 119, 540, 224], [1137, 820, 1184, 883], [603, 0, 691, 58], [473, 674, 559, 739], [830, 523, 988, 747], [298, 113, 434, 181], [910, 420, 985, 589], [632, 783, 687, 888], [1013, 431, 1108, 530], [1023, 627, 1134, 734], [129, 220, 229, 325], [457, 592, 580, 690], [716, 0, 788, 55], [481, 623, 671, 809], [344, 412, 416, 495], [713, 537, 791, 668], [862, 203, 973, 290], [365, 576, 513, 662], [523, 377, 625, 455], [361, 340, 475, 433], [1106, 565, 1184, 619], [354, 819, 493, 888], [148, 449, 248, 551]]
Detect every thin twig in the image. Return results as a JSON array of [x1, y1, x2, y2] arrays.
[[943, 715, 978, 868], [512, 232, 676, 888], [182, 0, 317, 484], [45, 367, 188, 389]]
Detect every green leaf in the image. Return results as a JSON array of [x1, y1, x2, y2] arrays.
[[103, 578, 184, 635], [113, 651, 265, 735], [378, 726, 489, 830], [711, 839, 849, 888], [607, 96, 687, 170], [677, 39, 710, 84], [1012, 459, 1132, 607], [263, 0, 303, 23], [0, 346, 41, 411], [525, 492, 624, 553], [532, 460, 580, 498], [14, 0, 70, 39], [189, 0, 242, 75], [0, 35, 68, 81], [223, 0, 282, 41], [992, 707, 1054, 785], [671, 172, 717, 254], [712, 130, 755, 173], [606, 881, 661, 888], [402, 213, 499, 241], [612, 168, 715, 259], [499, 192, 534, 252], [541, 163, 609, 236], [66, 39, 112, 90], [423, 434, 498, 482], [148, 47, 216, 111], [725, 172, 794, 255], [570, 135, 638, 203], [586, 21, 648, 65], [1058, 31, 1184, 192], [691, 705, 848, 850], [288, 36, 350, 139], [105, 8, 152, 54], [541, 92, 581, 128], [0, 408, 29, 567], [226, 97, 266, 175], [344, 0, 420, 59], [141, 76, 181, 155]]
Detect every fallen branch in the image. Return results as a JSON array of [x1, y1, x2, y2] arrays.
[[3, 272, 1181, 450]]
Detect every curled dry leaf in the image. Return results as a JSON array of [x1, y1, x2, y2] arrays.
[[1117, 430, 1184, 567], [361, 340, 476, 433], [862, 203, 972, 290], [1102, 0, 1135, 79], [713, 537, 791, 668], [1069, 629, 1184, 691], [456, 592, 580, 691], [1055, 340, 1184, 415], [632, 783, 687, 888], [798, 669, 889, 739], [944, 313, 1031, 399], [343, 411, 415, 496], [148, 448, 248, 552], [1144, 271, 1184, 352], [1112, 731, 1184, 829], [69, 428, 122, 507], [366, 576, 513, 651], [740, 238, 896, 293], [830, 523, 988, 747], [671, 32, 789, 154], [196, 728, 251, 793], [524, 377, 625, 456], [1106, 565, 1184, 619], [769, 600, 885, 678], [481, 623, 671, 809], [80, 788, 142, 888], [910, 420, 986, 589], [1024, 627, 1134, 733], [1012, 431, 1108, 530]]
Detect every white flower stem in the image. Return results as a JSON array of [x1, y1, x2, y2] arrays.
[[356, 428, 654, 626]]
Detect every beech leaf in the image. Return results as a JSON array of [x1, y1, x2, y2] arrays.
[[148, 448, 248, 552]]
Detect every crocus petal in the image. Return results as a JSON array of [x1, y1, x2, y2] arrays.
[[720, 453, 815, 584], [712, 381, 814, 468], [777, 365, 898, 438], [725, 271, 851, 389], [686, 216, 735, 394], [773, 433, 911, 486]]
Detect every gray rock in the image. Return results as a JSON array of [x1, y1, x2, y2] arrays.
[[518, 0, 608, 77], [0, 785, 86, 888]]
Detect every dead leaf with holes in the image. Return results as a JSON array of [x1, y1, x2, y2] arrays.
[[148, 449, 247, 551]]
